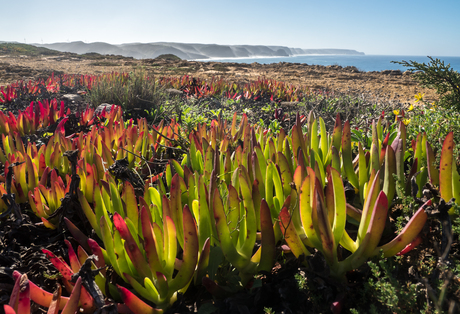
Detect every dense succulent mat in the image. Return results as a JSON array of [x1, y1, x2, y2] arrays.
[[0, 72, 458, 313]]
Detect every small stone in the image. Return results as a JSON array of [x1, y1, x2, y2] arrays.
[[62, 94, 83, 102], [94, 103, 115, 115], [165, 88, 184, 97]]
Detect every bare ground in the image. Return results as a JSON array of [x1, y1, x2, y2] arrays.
[[0, 55, 437, 105]]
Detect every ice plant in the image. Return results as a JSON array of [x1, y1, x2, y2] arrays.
[[341, 119, 360, 190], [0, 99, 69, 135], [28, 168, 70, 228], [290, 112, 342, 178], [10, 269, 133, 314], [37, 240, 137, 313], [92, 174, 203, 311], [279, 165, 428, 279], [0, 85, 16, 103], [158, 75, 310, 102], [100, 206, 201, 310], [438, 132, 460, 215], [7, 271, 85, 314], [0, 70, 452, 311], [212, 170, 276, 285], [5, 273, 30, 314], [410, 132, 429, 197], [0, 152, 39, 204], [0, 101, 169, 218]]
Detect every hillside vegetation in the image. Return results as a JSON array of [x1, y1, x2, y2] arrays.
[[0, 43, 61, 56]]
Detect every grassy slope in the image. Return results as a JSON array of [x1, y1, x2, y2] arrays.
[[0, 43, 62, 56], [0, 43, 182, 61]]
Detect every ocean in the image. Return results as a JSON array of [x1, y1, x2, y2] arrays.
[[198, 55, 460, 72]]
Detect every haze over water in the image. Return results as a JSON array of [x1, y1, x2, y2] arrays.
[[201, 55, 460, 72]]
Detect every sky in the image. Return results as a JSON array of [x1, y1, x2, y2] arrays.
[[1, 0, 459, 56]]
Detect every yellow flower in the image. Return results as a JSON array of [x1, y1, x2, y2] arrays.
[[393, 109, 401, 122], [403, 118, 411, 125], [414, 93, 425, 103], [408, 104, 414, 111]]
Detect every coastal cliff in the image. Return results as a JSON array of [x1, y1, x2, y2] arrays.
[[33, 41, 364, 60]]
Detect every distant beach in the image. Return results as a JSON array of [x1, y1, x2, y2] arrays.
[[197, 55, 460, 72]]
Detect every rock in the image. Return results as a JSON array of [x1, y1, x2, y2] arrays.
[[403, 70, 412, 75], [165, 88, 184, 97], [62, 94, 83, 102], [381, 70, 402, 75], [94, 103, 115, 115], [344, 66, 360, 73]]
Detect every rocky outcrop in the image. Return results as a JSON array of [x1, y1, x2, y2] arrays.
[[381, 69, 403, 75]]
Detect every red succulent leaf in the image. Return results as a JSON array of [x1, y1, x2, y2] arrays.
[[42, 249, 74, 281], [113, 212, 152, 280], [396, 235, 423, 256], [64, 240, 81, 273], [118, 285, 162, 314], [56, 117, 68, 135], [87, 239, 106, 275], [47, 284, 61, 314], [3, 305, 16, 314]]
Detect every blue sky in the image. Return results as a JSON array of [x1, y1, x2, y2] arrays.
[[2, 0, 459, 56]]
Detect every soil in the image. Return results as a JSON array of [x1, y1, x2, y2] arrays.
[[0, 55, 437, 105]]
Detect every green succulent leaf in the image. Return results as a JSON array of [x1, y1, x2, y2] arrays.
[[258, 199, 276, 272], [169, 205, 199, 292], [342, 121, 359, 189]]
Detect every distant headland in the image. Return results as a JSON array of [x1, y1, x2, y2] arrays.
[[31, 41, 364, 60]]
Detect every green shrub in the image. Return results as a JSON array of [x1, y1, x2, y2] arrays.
[[404, 99, 460, 163], [88, 69, 174, 123], [154, 54, 181, 61], [393, 57, 460, 110], [350, 257, 422, 314]]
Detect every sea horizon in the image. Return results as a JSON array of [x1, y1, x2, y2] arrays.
[[193, 54, 460, 72]]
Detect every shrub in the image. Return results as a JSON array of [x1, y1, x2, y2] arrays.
[[155, 54, 181, 61], [88, 69, 174, 123], [393, 57, 460, 110], [405, 99, 460, 163]]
